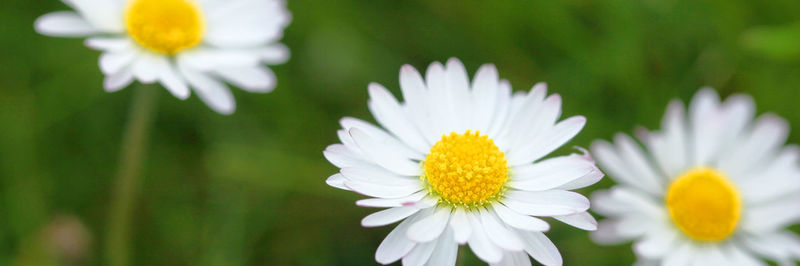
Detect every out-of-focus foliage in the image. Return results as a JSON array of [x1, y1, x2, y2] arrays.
[[1, 0, 800, 265]]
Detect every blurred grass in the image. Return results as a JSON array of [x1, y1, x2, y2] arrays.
[[2, 0, 800, 265]]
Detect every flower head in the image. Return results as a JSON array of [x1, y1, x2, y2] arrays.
[[35, 0, 291, 114], [591, 88, 800, 265], [324, 58, 603, 265]]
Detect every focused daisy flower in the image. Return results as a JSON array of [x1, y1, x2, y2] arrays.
[[591, 88, 800, 265], [324, 58, 603, 265], [35, 0, 290, 114]]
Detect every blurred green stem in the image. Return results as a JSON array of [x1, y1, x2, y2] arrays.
[[106, 85, 158, 266]]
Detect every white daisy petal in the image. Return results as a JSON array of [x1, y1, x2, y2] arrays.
[[553, 212, 597, 231], [340, 167, 418, 186], [152, 58, 190, 99], [103, 66, 134, 92], [491, 202, 550, 232], [424, 228, 458, 266], [662, 242, 694, 266], [322, 144, 371, 169], [688, 87, 721, 166], [591, 139, 662, 195], [362, 206, 420, 228], [339, 117, 424, 161], [721, 243, 766, 266], [400, 64, 436, 144], [62, 0, 124, 32], [204, 0, 290, 47], [342, 178, 420, 199], [503, 190, 590, 217], [718, 114, 789, 181], [178, 64, 236, 115], [509, 154, 595, 191], [632, 224, 679, 259], [85, 37, 132, 52], [368, 83, 430, 153], [375, 210, 429, 264], [348, 128, 421, 176], [470, 64, 499, 132], [356, 191, 427, 208], [480, 208, 525, 252], [34, 11, 99, 37], [325, 173, 348, 191], [516, 229, 562, 266], [215, 66, 276, 93], [491, 251, 533, 266], [407, 207, 451, 243], [99, 50, 138, 75], [467, 212, 504, 263], [402, 239, 438, 266], [449, 208, 472, 244]]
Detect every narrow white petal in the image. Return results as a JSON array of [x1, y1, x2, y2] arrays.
[[178, 64, 236, 114], [480, 209, 525, 251], [340, 167, 418, 187], [424, 228, 458, 266], [348, 128, 421, 176], [339, 117, 424, 161], [362, 206, 420, 228], [342, 178, 420, 199], [467, 212, 504, 263], [408, 207, 451, 242], [632, 225, 679, 259], [355, 190, 425, 208], [216, 66, 276, 93], [34, 11, 99, 37], [367, 83, 430, 153], [449, 208, 472, 244], [325, 173, 348, 190], [375, 210, 427, 264], [662, 242, 693, 266], [591, 140, 662, 195], [103, 66, 134, 92], [204, 0, 290, 47], [516, 229, 562, 266], [688, 88, 721, 166], [155, 59, 190, 99], [99, 50, 137, 75], [64, 0, 125, 32], [322, 144, 371, 168], [509, 154, 595, 191], [721, 243, 766, 266], [399, 64, 436, 144], [491, 251, 532, 266], [85, 37, 131, 52], [470, 64, 499, 132], [508, 115, 585, 166], [492, 202, 550, 232], [553, 212, 597, 231], [402, 239, 438, 266], [502, 190, 590, 217]]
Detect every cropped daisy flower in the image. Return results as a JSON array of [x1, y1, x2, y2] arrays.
[[591, 88, 800, 265], [35, 0, 290, 114], [324, 58, 603, 265]]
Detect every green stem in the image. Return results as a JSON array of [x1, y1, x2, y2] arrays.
[[106, 85, 158, 266]]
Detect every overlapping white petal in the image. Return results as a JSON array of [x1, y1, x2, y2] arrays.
[[325, 58, 599, 265], [35, 0, 291, 114], [591, 88, 800, 265]]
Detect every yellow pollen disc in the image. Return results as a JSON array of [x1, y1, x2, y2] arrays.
[[665, 167, 741, 242], [423, 130, 508, 207], [125, 0, 205, 55]]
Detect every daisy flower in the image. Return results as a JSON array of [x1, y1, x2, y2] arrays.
[[35, 0, 290, 114], [324, 58, 603, 265], [591, 88, 800, 265]]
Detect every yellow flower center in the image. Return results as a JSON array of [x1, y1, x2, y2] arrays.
[[665, 167, 741, 242], [125, 0, 205, 55], [423, 130, 508, 208]]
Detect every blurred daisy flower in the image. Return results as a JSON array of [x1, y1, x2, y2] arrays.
[[591, 88, 800, 265], [35, 0, 290, 114], [324, 58, 603, 266]]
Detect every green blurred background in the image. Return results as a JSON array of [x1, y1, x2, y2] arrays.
[[2, 0, 800, 265]]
